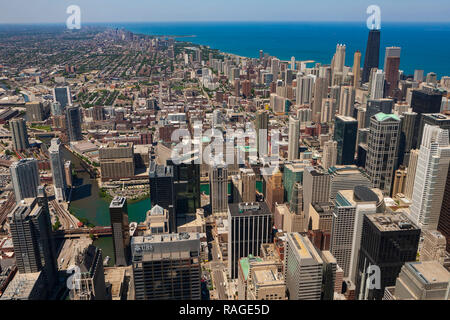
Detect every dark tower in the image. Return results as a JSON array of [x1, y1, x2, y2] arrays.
[[109, 196, 130, 266], [362, 29, 381, 83]]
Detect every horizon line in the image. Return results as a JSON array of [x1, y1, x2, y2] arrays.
[[1, 20, 450, 25]]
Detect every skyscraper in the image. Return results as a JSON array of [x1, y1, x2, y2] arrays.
[[366, 113, 401, 196], [410, 125, 450, 230], [410, 89, 443, 149], [369, 69, 385, 99], [355, 211, 420, 300], [10, 118, 29, 151], [322, 140, 337, 170], [303, 166, 331, 221], [352, 50, 362, 88], [364, 99, 394, 128], [149, 161, 175, 231], [53, 87, 72, 109], [265, 167, 284, 213], [210, 163, 228, 216], [48, 138, 67, 201], [362, 29, 381, 83], [228, 202, 272, 279], [385, 56, 400, 97], [333, 115, 358, 165], [284, 232, 323, 300], [109, 196, 130, 266], [66, 105, 83, 142], [10, 158, 40, 203], [288, 115, 300, 161], [296, 74, 314, 106], [131, 233, 201, 300], [8, 188, 58, 290], [338, 86, 355, 117], [312, 77, 328, 123], [255, 110, 269, 157]]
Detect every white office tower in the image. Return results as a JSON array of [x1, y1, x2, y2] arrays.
[[384, 47, 401, 69], [370, 69, 385, 99], [296, 74, 314, 106], [288, 116, 300, 161], [48, 138, 67, 201], [322, 140, 337, 170], [338, 86, 356, 117], [290, 56, 296, 70], [297, 108, 312, 126], [210, 163, 228, 216], [10, 158, 40, 203], [284, 233, 323, 300], [410, 125, 450, 230], [333, 44, 346, 73], [321, 98, 334, 123]]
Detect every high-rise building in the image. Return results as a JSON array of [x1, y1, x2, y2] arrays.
[[284, 232, 323, 300], [420, 230, 447, 265], [385, 56, 400, 97], [109, 196, 130, 266], [355, 211, 420, 300], [265, 167, 284, 213], [210, 163, 228, 216], [53, 87, 72, 109], [69, 245, 107, 300], [383, 47, 401, 70], [312, 77, 328, 123], [322, 140, 337, 170], [384, 261, 450, 300], [255, 110, 269, 157], [303, 166, 330, 221], [328, 165, 371, 201], [338, 86, 355, 117], [404, 149, 419, 200], [392, 167, 407, 196], [399, 112, 417, 161], [417, 113, 450, 148], [99, 142, 135, 180], [352, 50, 362, 88], [364, 99, 394, 128], [131, 233, 201, 300], [288, 116, 300, 161], [369, 69, 385, 99], [320, 250, 338, 300], [366, 113, 401, 196], [25, 102, 44, 122], [10, 118, 29, 151], [410, 89, 443, 149], [296, 74, 314, 106], [410, 125, 450, 230], [10, 158, 40, 203], [414, 70, 424, 83], [149, 161, 175, 231], [362, 29, 381, 83], [48, 138, 67, 201], [8, 188, 58, 291], [228, 202, 272, 279], [66, 105, 83, 142], [232, 168, 256, 203], [333, 115, 358, 165], [438, 165, 450, 252]]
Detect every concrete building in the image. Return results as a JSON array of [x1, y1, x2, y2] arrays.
[[10, 118, 29, 151], [404, 149, 419, 200], [288, 116, 300, 161], [48, 138, 67, 201], [366, 113, 401, 196], [66, 105, 83, 142], [99, 142, 135, 180], [109, 197, 130, 266], [265, 167, 284, 213], [228, 202, 272, 279], [328, 165, 371, 201], [69, 245, 107, 300], [322, 140, 337, 170], [0, 272, 46, 300], [10, 158, 40, 204], [25, 102, 44, 122], [303, 166, 330, 222], [392, 167, 407, 197], [284, 233, 323, 300], [410, 125, 450, 230], [384, 261, 450, 300], [131, 233, 201, 300], [8, 189, 57, 291], [210, 163, 228, 216], [420, 230, 447, 265], [144, 205, 169, 234]]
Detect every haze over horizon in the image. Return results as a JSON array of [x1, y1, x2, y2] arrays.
[[1, 0, 450, 24]]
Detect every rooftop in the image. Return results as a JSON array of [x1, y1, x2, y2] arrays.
[[367, 211, 419, 232], [406, 261, 450, 285], [374, 112, 400, 122]]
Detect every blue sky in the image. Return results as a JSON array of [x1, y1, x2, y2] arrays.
[[1, 0, 450, 24]]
